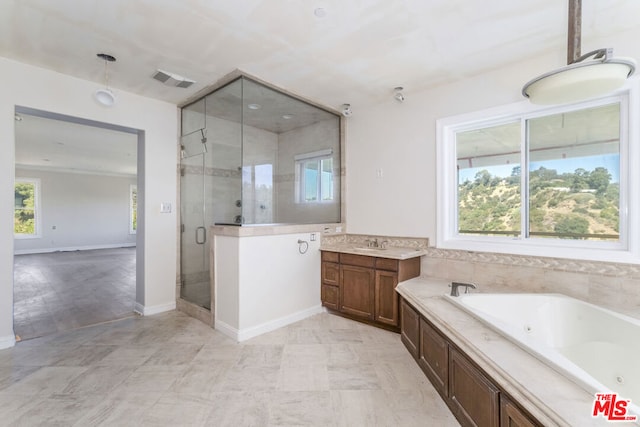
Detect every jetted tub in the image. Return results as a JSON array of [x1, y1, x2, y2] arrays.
[[445, 293, 640, 414]]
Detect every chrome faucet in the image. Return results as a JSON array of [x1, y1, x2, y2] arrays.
[[450, 281, 477, 297], [367, 238, 379, 248]]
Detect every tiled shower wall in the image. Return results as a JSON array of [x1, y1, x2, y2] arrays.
[[421, 248, 640, 321]]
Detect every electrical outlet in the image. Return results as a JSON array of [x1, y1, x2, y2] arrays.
[[310, 233, 316, 241], [160, 202, 172, 213]]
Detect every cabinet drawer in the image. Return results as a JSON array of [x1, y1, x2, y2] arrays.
[[321, 251, 340, 263], [375, 257, 398, 271], [340, 253, 375, 268]]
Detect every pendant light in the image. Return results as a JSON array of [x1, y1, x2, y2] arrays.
[[522, 0, 635, 105], [95, 53, 117, 107]]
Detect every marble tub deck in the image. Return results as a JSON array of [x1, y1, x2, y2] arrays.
[[397, 277, 640, 427], [0, 310, 458, 426]]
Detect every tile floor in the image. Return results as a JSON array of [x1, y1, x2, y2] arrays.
[[0, 310, 459, 426], [13, 248, 136, 340]]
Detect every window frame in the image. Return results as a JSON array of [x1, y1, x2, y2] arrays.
[[436, 82, 639, 263], [294, 149, 334, 204], [129, 184, 137, 235], [14, 177, 42, 239]]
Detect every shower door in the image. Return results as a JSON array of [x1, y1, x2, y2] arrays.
[[180, 129, 210, 309]]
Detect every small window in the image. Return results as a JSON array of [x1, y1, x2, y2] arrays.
[[130, 184, 137, 234], [14, 178, 41, 238], [295, 149, 334, 203]]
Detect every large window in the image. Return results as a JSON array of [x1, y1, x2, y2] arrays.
[[438, 93, 637, 262], [295, 149, 334, 203], [14, 178, 41, 238]]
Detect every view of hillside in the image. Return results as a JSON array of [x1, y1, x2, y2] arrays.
[[458, 166, 619, 240]]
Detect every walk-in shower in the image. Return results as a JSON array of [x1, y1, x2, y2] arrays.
[[179, 75, 341, 310]]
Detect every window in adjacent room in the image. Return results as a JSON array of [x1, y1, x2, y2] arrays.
[[14, 178, 41, 238], [130, 184, 137, 234]]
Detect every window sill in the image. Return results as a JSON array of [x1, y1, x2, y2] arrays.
[[437, 238, 639, 265]]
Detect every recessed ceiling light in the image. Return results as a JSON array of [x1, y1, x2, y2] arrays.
[[282, 114, 294, 119], [314, 7, 327, 18], [14, 114, 22, 121], [248, 103, 261, 110]]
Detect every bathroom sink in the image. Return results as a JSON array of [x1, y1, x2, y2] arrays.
[[354, 246, 387, 252]]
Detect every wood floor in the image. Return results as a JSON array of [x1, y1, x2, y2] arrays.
[[13, 247, 136, 340]]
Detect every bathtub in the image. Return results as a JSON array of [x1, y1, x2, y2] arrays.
[[445, 293, 640, 415]]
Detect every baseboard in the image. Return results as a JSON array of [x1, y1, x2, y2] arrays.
[[14, 243, 136, 255], [0, 334, 16, 350], [235, 304, 324, 342], [214, 319, 239, 341], [134, 301, 176, 316]]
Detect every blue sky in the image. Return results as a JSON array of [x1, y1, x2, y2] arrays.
[[459, 154, 620, 184]]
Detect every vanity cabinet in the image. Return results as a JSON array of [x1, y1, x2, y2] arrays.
[[321, 251, 420, 330], [400, 297, 541, 427]]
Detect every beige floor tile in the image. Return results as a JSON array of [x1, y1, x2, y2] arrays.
[[2, 366, 88, 395], [278, 364, 330, 391], [205, 391, 270, 426], [116, 365, 186, 393], [268, 391, 335, 426], [327, 364, 382, 390], [0, 311, 458, 426]]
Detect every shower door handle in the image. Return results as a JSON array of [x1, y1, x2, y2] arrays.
[[195, 226, 207, 245]]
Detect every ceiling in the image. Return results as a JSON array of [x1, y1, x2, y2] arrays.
[[14, 113, 138, 176], [1, 1, 639, 110]]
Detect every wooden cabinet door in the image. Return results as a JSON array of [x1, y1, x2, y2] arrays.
[[500, 395, 539, 427], [340, 265, 374, 320], [449, 348, 499, 427], [321, 284, 339, 310], [400, 298, 420, 359], [419, 317, 449, 398], [375, 270, 399, 326]]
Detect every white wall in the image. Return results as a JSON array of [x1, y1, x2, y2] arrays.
[[345, 48, 640, 239], [0, 57, 178, 348], [14, 169, 137, 253], [214, 232, 322, 341]]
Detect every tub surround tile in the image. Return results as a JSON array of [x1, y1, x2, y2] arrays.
[[422, 247, 640, 321], [398, 276, 622, 427]]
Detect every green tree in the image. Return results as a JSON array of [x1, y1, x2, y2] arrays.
[[14, 182, 35, 234], [554, 215, 589, 238], [588, 167, 611, 195]]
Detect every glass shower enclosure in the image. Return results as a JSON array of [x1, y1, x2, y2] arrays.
[[179, 76, 341, 310]]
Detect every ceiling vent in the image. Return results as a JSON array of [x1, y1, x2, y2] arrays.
[[152, 69, 195, 88]]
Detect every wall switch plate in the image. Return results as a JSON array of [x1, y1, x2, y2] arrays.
[[160, 202, 172, 213]]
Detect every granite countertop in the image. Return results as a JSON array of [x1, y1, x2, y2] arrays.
[[320, 243, 426, 260], [396, 277, 634, 427]]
